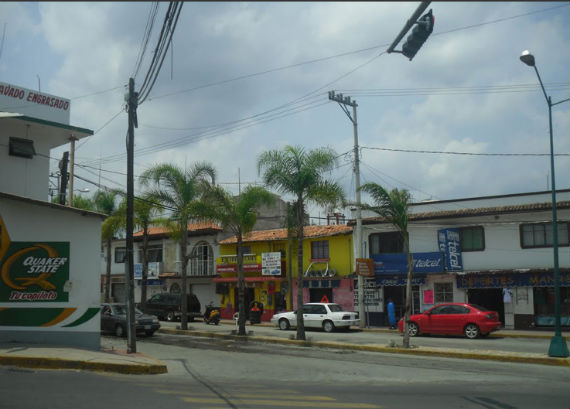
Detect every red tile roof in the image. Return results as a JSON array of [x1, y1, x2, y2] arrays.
[[219, 224, 352, 244], [133, 222, 222, 237]]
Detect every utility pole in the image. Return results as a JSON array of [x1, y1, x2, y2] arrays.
[[125, 77, 138, 353], [58, 151, 69, 205], [328, 91, 365, 328], [68, 136, 77, 206]]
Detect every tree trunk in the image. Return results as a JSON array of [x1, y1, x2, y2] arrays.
[[180, 221, 189, 330], [403, 233, 413, 348], [104, 238, 112, 302], [141, 225, 149, 310], [295, 197, 306, 341], [237, 231, 247, 336]]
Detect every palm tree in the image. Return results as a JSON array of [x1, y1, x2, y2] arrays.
[[71, 194, 95, 210], [140, 162, 216, 330], [196, 185, 275, 336], [258, 145, 345, 340], [94, 190, 121, 303], [359, 183, 413, 348], [118, 194, 164, 311]]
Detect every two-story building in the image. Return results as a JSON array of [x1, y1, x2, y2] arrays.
[[1, 82, 103, 349], [357, 189, 570, 330], [214, 224, 354, 321]]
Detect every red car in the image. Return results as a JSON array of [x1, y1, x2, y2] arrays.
[[398, 303, 501, 339]]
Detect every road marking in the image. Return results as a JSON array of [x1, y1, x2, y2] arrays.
[[182, 397, 382, 408], [154, 389, 334, 401]]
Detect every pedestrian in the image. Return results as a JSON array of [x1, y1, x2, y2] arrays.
[[387, 298, 397, 329]]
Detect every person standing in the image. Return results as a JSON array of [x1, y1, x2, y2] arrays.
[[387, 298, 397, 329]]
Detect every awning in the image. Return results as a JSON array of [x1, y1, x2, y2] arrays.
[[212, 276, 285, 283]]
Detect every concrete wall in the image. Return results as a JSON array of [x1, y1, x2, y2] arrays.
[[0, 197, 102, 349]]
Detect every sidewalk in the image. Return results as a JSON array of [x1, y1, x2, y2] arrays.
[[0, 344, 167, 375]]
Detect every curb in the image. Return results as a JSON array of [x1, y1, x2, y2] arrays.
[[158, 327, 570, 368], [0, 354, 168, 375]]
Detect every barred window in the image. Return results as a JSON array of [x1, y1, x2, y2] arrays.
[[311, 240, 329, 260], [434, 282, 453, 303]]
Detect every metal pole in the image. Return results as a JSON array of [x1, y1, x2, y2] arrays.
[[352, 103, 366, 328], [125, 77, 137, 353], [68, 137, 76, 206]]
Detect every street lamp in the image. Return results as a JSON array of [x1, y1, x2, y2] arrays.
[[520, 50, 570, 358]]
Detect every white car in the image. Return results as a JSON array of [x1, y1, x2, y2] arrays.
[[270, 302, 359, 333]]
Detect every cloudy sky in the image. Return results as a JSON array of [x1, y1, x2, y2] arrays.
[[1, 2, 569, 220]]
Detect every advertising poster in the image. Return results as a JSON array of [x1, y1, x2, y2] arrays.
[[262, 252, 281, 276]]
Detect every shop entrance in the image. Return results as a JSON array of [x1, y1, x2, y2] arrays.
[[467, 288, 504, 324], [310, 288, 333, 303], [383, 285, 420, 325], [235, 287, 255, 314]]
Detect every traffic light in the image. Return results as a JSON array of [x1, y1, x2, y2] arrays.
[[401, 9, 434, 61]]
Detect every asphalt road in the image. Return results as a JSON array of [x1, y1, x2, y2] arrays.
[[1, 333, 568, 409], [159, 320, 559, 355]]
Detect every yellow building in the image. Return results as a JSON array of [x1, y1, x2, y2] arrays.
[[214, 224, 354, 321]]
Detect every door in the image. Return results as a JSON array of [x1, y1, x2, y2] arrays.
[[425, 305, 452, 333], [305, 304, 327, 328]]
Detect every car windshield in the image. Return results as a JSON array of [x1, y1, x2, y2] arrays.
[[111, 305, 144, 315], [327, 304, 344, 312], [469, 304, 490, 312]]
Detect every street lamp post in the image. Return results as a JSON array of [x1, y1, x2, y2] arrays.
[[520, 50, 570, 358]]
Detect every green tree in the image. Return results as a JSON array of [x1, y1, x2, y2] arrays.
[[140, 162, 216, 330], [359, 183, 413, 348], [70, 194, 95, 210], [117, 194, 164, 310], [196, 185, 275, 335], [94, 190, 122, 303], [258, 145, 345, 340]]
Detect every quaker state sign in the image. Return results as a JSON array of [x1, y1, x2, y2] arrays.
[[0, 215, 70, 302]]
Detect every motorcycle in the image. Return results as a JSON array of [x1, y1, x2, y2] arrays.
[[204, 303, 221, 325]]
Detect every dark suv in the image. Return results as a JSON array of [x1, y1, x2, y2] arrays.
[[141, 293, 201, 322]]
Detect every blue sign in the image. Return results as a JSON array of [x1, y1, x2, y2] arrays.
[[438, 228, 463, 271], [372, 252, 444, 275]]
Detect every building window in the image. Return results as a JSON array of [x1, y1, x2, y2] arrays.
[[114, 247, 126, 263], [138, 244, 163, 262], [190, 241, 213, 276], [9, 137, 36, 159], [311, 240, 329, 260], [434, 282, 453, 303], [459, 226, 485, 251], [369, 232, 404, 254], [521, 222, 569, 248]]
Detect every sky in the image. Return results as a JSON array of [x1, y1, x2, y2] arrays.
[[1, 2, 569, 221]]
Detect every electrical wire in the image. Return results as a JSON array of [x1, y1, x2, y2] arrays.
[[361, 146, 570, 157], [132, 2, 160, 80]]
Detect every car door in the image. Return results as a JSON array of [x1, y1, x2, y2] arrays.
[[100, 305, 112, 332], [425, 305, 450, 333], [451, 305, 471, 334], [302, 305, 317, 328], [146, 294, 164, 317], [312, 304, 328, 328]]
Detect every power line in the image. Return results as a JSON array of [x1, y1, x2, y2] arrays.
[[132, 2, 160, 80], [361, 146, 570, 157]]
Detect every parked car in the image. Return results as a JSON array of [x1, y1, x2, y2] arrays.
[[398, 303, 501, 339], [270, 302, 359, 333], [100, 303, 160, 337], [140, 292, 201, 322]]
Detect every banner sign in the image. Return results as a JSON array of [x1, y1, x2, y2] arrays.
[[356, 258, 374, 277], [457, 271, 570, 288], [262, 252, 282, 276], [134, 262, 161, 279], [372, 252, 444, 274], [438, 228, 463, 271]]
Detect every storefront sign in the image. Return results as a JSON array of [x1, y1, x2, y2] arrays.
[[262, 252, 281, 276], [0, 81, 71, 124], [376, 274, 426, 286], [356, 258, 374, 276], [215, 263, 261, 273], [372, 252, 443, 274], [438, 228, 463, 271], [456, 271, 570, 288]]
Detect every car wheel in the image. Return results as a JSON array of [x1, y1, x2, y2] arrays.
[[115, 324, 126, 338], [278, 319, 290, 330], [408, 322, 419, 337], [464, 324, 480, 339], [323, 320, 335, 333], [167, 311, 175, 322]]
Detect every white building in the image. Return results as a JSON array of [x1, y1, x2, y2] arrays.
[[358, 190, 570, 330], [0, 82, 103, 349]]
